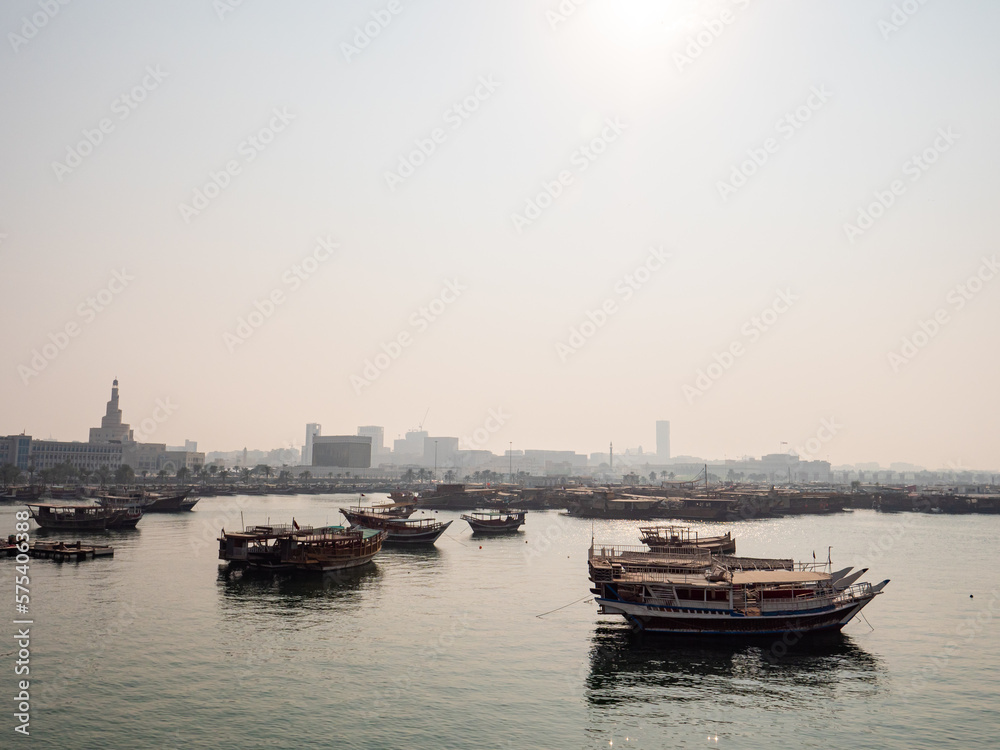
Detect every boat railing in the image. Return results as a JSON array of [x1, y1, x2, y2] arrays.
[[714, 555, 795, 572], [834, 581, 873, 604], [590, 543, 711, 562]]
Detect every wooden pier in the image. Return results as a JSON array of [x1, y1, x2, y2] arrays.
[[4, 541, 116, 562]]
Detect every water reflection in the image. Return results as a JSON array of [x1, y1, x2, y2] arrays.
[[586, 624, 884, 709], [217, 560, 382, 612]]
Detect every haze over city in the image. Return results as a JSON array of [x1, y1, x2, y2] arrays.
[[2, 0, 998, 471]]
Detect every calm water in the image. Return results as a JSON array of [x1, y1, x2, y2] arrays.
[[1, 497, 998, 749]]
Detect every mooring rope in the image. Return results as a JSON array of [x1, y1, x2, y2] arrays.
[[536, 594, 593, 619]]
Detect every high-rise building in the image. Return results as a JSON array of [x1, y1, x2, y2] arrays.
[[89, 379, 134, 444], [302, 423, 321, 465], [357, 426, 384, 458], [656, 420, 670, 461], [312, 436, 372, 468]]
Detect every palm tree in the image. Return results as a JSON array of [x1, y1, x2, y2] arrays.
[[403, 468, 415, 483], [444, 470, 456, 482], [219, 468, 230, 484], [649, 471, 657, 483], [240, 468, 251, 484], [156, 469, 168, 482], [141, 469, 148, 485], [115, 464, 135, 485], [176, 466, 190, 483], [0, 463, 21, 487], [209, 465, 218, 478], [300, 470, 311, 481], [95, 465, 112, 487]]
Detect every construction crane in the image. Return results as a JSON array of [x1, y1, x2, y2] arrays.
[[416, 408, 429, 432]]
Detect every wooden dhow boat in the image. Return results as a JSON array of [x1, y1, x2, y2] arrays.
[[98, 488, 198, 512], [461, 509, 526, 534], [340, 508, 451, 545], [26, 503, 142, 531], [218, 522, 385, 573], [588, 542, 887, 637], [638, 525, 736, 555]]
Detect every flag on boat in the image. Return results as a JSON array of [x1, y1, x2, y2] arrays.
[[293, 518, 300, 530]]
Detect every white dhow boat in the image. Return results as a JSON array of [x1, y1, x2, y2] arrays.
[[588, 542, 888, 637]]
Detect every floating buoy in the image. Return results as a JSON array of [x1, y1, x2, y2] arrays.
[[479, 546, 482, 549]]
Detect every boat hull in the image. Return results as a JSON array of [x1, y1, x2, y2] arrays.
[[595, 596, 874, 636]]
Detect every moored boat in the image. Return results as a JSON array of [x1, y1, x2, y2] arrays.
[[461, 509, 526, 534], [26, 503, 142, 531], [588, 542, 888, 637], [340, 508, 451, 545], [218, 522, 385, 573], [98, 488, 198, 512], [638, 525, 736, 555]]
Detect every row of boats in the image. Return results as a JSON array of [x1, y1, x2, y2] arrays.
[[589, 526, 888, 637], [24, 489, 197, 531], [217, 503, 528, 573]]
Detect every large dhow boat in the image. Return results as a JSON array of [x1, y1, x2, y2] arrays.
[[340, 507, 451, 544], [218, 522, 385, 573], [26, 503, 142, 531], [588, 541, 888, 637]]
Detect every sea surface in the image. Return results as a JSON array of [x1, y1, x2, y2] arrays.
[[1, 496, 998, 749]]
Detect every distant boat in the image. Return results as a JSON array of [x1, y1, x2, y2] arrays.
[[26, 503, 142, 531], [340, 508, 451, 545], [218, 522, 385, 573], [461, 509, 526, 534], [638, 525, 736, 555]]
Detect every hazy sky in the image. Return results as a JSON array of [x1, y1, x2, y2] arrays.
[[2, 0, 998, 470]]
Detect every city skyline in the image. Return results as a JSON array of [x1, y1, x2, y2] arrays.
[[2, 377, 994, 473], [2, 2, 998, 471]]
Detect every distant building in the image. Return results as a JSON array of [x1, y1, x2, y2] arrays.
[[0, 434, 122, 473], [184, 440, 198, 452], [656, 420, 670, 461], [392, 430, 428, 464], [302, 423, 321, 465], [358, 426, 385, 458], [89, 379, 134, 444], [312, 435, 372, 469], [423, 437, 459, 468]]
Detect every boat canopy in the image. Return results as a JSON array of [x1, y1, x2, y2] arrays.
[[730, 570, 831, 585]]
